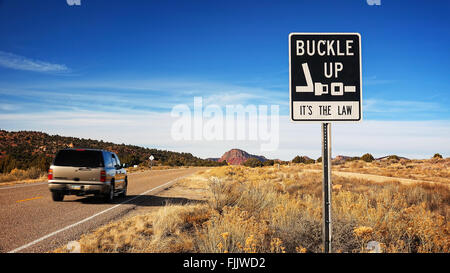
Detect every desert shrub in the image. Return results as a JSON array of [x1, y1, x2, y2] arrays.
[[207, 177, 240, 211], [269, 196, 322, 252], [0, 167, 44, 183], [194, 206, 274, 253], [332, 218, 360, 252], [292, 156, 304, 164], [433, 153, 443, 159], [361, 153, 374, 162], [388, 155, 400, 161], [243, 158, 263, 168], [235, 182, 279, 215], [152, 204, 210, 240], [333, 187, 449, 253], [316, 157, 322, 163], [263, 160, 275, 166], [291, 156, 314, 164]]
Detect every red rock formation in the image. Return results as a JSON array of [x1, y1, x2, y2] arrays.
[[218, 149, 267, 165]]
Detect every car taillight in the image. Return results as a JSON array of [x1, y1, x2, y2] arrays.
[[48, 168, 53, 180], [100, 170, 106, 182]]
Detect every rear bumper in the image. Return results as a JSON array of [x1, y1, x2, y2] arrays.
[[48, 180, 111, 195]]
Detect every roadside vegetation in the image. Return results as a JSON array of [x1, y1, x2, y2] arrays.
[[331, 157, 450, 183], [55, 159, 449, 253], [0, 167, 46, 183], [0, 130, 226, 183], [0, 130, 226, 177]]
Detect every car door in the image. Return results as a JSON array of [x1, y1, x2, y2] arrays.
[[111, 153, 125, 190], [103, 151, 115, 183]]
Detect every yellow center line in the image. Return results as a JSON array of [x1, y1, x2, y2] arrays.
[[16, 196, 43, 203]]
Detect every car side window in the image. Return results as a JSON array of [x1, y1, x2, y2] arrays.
[[112, 154, 121, 166], [111, 154, 119, 167], [105, 153, 114, 169]]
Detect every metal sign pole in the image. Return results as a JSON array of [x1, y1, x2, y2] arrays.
[[322, 123, 332, 253]]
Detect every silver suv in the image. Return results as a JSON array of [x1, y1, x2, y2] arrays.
[[48, 148, 127, 202]]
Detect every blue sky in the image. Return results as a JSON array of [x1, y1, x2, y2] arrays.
[[0, 0, 449, 159]]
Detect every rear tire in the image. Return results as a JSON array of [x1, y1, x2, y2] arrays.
[[52, 192, 64, 202], [119, 179, 127, 198], [104, 183, 114, 203]]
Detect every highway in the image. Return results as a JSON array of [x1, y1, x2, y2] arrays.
[[0, 168, 201, 253]]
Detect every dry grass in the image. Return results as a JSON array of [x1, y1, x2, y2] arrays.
[[0, 167, 46, 184], [55, 160, 450, 253], [54, 203, 210, 253], [334, 158, 450, 183]]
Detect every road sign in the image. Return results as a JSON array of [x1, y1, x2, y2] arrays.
[[149, 155, 154, 170], [289, 33, 362, 122], [289, 33, 363, 253]]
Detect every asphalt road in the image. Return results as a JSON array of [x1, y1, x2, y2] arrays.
[[0, 168, 202, 253]]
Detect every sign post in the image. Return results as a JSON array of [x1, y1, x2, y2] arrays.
[[322, 123, 332, 252], [289, 33, 362, 253], [149, 155, 154, 170]]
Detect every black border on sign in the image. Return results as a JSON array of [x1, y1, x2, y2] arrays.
[[288, 32, 362, 122]]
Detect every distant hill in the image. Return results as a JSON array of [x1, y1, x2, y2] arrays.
[[331, 155, 410, 163], [334, 155, 352, 161], [218, 149, 267, 165], [376, 155, 410, 161], [0, 130, 225, 173]]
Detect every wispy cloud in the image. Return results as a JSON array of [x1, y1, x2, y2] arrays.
[[363, 75, 395, 86], [0, 51, 69, 73], [0, 77, 448, 121], [0, 110, 448, 159], [0, 78, 287, 114]]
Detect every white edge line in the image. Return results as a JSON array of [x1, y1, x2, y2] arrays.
[[8, 174, 191, 253]]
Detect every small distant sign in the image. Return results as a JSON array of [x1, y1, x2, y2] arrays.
[[149, 155, 154, 161], [289, 33, 362, 122]]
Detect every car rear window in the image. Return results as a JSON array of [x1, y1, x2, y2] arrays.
[[53, 150, 104, 167]]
